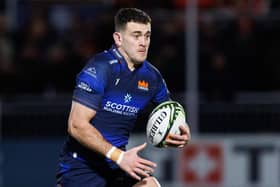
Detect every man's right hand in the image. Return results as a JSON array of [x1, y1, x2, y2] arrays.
[[117, 143, 157, 181]]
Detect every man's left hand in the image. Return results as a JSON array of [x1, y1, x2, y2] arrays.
[[164, 124, 191, 148]]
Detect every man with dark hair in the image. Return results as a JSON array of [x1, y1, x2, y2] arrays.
[[56, 8, 190, 187]]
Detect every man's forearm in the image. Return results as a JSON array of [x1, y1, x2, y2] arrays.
[[68, 120, 112, 156]]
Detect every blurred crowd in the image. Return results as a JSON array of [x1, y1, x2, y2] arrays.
[[1, 0, 280, 103]]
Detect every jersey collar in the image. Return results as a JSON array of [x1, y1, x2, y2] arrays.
[[109, 45, 145, 71], [109, 45, 126, 63]]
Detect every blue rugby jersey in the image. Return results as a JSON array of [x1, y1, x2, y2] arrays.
[[62, 45, 170, 166]]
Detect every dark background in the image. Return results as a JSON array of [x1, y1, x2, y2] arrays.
[[1, 0, 280, 186]]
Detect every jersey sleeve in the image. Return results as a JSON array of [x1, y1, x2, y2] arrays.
[[72, 59, 109, 110], [152, 76, 170, 104]]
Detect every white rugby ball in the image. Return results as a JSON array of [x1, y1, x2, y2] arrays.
[[146, 100, 187, 148]]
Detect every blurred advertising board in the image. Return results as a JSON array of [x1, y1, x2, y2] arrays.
[[128, 134, 279, 187]]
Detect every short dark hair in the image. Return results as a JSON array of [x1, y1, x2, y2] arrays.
[[114, 8, 151, 31]]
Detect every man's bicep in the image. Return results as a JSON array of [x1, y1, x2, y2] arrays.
[[69, 101, 97, 126], [67, 101, 107, 152]]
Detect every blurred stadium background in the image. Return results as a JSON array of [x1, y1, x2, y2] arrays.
[[1, 0, 280, 186]]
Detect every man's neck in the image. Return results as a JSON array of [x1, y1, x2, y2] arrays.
[[117, 47, 136, 71]]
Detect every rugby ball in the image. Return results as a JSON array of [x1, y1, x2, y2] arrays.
[[146, 100, 186, 148]]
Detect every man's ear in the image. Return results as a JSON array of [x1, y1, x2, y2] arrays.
[[113, 32, 122, 47]]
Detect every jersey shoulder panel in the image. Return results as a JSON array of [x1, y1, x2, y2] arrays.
[[85, 51, 116, 70], [144, 61, 170, 103], [75, 51, 117, 94], [73, 51, 119, 109], [144, 61, 163, 80]]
